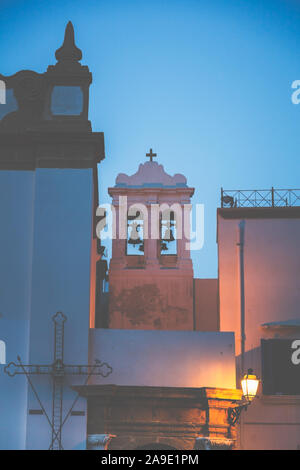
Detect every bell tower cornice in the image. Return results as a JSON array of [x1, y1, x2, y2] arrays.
[[0, 22, 104, 169]]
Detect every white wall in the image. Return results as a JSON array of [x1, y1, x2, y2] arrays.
[[26, 169, 93, 450], [0, 168, 94, 450], [0, 171, 35, 450], [89, 329, 236, 389]]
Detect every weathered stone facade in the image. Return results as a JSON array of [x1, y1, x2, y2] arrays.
[[76, 385, 242, 450]]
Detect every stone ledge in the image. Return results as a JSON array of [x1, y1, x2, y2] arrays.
[[0, 131, 105, 169], [74, 384, 242, 402]]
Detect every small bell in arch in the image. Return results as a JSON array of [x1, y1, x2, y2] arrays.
[[128, 236, 143, 246], [128, 221, 142, 245], [160, 241, 168, 252], [162, 227, 175, 242]]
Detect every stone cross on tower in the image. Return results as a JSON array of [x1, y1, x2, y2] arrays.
[[146, 148, 157, 162]]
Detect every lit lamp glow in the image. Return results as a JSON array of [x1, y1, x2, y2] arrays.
[[228, 368, 259, 425], [241, 368, 259, 402]]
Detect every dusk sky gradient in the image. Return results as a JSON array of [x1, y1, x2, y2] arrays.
[[1, 0, 300, 277]]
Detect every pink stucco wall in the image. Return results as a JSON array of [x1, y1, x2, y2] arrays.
[[218, 207, 300, 449], [218, 208, 300, 355]]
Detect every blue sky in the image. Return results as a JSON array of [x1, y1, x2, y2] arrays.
[[1, 0, 300, 277]]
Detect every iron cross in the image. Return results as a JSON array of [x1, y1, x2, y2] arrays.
[[4, 311, 113, 450], [146, 148, 157, 162]]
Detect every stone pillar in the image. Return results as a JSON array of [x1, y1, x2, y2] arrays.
[[177, 203, 193, 270], [87, 434, 116, 450], [109, 196, 126, 268], [146, 202, 159, 268]]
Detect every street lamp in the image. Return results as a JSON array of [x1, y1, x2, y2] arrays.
[[241, 368, 259, 402], [228, 368, 259, 425]]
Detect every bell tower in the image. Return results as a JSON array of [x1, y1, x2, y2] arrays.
[[108, 151, 195, 330]]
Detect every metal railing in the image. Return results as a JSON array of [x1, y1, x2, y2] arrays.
[[221, 187, 300, 208]]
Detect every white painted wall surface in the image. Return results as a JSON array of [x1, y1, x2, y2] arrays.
[[26, 169, 93, 450], [0, 168, 94, 450], [0, 171, 35, 450], [89, 329, 236, 389]]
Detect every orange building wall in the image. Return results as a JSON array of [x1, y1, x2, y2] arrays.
[[218, 208, 300, 359], [217, 207, 300, 450], [194, 279, 219, 331], [109, 268, 194, 330]]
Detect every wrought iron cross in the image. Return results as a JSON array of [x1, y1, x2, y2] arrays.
[[4, 311, 112, 450], [146, 148, 157, 162]]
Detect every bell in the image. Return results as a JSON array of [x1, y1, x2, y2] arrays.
[[127, 222, 142, 246], [127, 211, 141, 221], [160, 241, 168, 251], [162, 228, 175, 242], [127, 236, 142, 246]]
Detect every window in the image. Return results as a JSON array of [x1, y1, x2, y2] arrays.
[[261, 339, 300, 395], [126, 211, 144, 256], [50, 86, 83, 115], [160, 210, 177, 255]]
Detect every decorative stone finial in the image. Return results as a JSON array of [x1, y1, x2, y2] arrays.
[[55, 21, 82, 63]]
